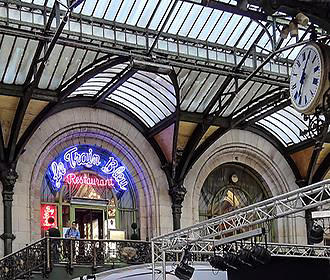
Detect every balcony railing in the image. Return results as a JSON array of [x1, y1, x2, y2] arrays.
[[0, 237, 153, 280]]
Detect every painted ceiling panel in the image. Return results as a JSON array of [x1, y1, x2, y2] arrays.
[[0, 95, 19, 145], [18, 99, 49, 141], [197, 126, 219, 149], [315, 143, 330, 173], [154, 123, 175, 162], [177, 121, 197, 151], [290, 146, 314, 178]]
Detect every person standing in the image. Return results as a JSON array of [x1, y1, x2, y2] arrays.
[[65, 221, 80, 239], [64, 221, 80, 261], [47, 217, 61, 261]]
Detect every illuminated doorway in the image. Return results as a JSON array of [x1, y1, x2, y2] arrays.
[[75, 208, 104, 239]]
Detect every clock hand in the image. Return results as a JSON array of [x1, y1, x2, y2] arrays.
[[298, 50, 312, 100]]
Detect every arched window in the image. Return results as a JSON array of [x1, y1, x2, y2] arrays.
[[199, 163, 268, 221], [40, 144, 138, 240]]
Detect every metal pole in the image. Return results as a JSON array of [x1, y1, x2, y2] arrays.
[[151, 241, 155, 280], [162, 250, 166, 280], [0, 168, 18, 256]]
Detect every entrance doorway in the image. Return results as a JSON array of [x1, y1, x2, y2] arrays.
[[75, 208, 104, 239]]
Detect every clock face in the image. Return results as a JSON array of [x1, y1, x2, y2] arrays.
[[290, 43, 324, 113]]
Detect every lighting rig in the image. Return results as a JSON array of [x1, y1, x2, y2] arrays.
[[151, 180, 330, 280]]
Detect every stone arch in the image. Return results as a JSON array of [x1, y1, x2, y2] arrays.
[[13, 107, 171, 250], [182, 129, 306, 244]]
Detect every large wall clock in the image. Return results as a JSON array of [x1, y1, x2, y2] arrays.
[[290, 42, 330, 114]]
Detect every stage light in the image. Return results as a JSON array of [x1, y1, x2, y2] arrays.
[[209, 252, 239, 271], [175, 247, 195, 280], [309, 223, 324, 244], [223, 252, 239, 270], [237, 248, 253, 267], [175, 263, 195, 280], [250, 246, 271, 265], [209, 255, 228, 271]]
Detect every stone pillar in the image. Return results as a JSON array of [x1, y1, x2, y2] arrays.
[[169, 183, 187, 231], [0, 168, 18, 255]]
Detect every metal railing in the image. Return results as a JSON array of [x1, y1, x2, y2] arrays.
[[0, 238, 152, 280], [0, 238, 47, 280]]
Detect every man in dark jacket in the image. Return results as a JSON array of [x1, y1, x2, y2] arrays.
[[47, 217, 61, 261]]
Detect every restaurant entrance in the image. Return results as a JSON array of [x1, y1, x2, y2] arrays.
[[75, 208, 104, 239]]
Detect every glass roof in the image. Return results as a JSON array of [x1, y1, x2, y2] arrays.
[[256, 106, 309, 147], [0, 0, 327, 147], [69, 64, 176, 127]]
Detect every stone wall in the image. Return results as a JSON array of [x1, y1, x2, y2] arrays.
[[5, 107, 172, 254], [182, 129, 307, 244]]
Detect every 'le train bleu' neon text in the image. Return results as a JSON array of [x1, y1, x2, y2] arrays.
[[51, 147, 128, 191]]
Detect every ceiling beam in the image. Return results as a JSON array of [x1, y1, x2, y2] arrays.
[[169, 70, 181, 179], [7, 3, 58, 163], [0, 83, 57, 102], [147, 113, 176, 138], [148, 0, 179, 55], [14, 56, 128, 162], [232, 90, 289, 126], [182, 0, 268, 21], [59, 56, 129, 102], [175, 26, 271, 182], [93, 68, 137, 106], [286, 139, 315, 154], [243, 99, 291, 126], [180, 111, 230, 127]]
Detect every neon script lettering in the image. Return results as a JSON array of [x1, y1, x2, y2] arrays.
[[64, 147, 101, 169], [50, 146, 128, 191], [66, 173, 115, 188]]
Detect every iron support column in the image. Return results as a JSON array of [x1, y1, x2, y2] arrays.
[[0, 168, 18, 255], [169, 183, 187, 231]]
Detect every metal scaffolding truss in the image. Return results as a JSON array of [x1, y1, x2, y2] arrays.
[[151, 180, 330, 279], [167, 242, 330, 260], [153, 180, 330, 248]]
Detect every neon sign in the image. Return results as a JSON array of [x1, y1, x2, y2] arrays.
[[46, 145, 131, 192], [41, 204, 57, 230], [65, 173, 115, 188]]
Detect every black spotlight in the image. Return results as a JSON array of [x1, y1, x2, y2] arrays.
[[250, 246, 271, 265], [223, 252, 239, 270], [237, 248, 253, 267], [209, 255, 228, 271], [174, 248, 195, 280], [209, 252, 239, 271], [175, 263, 195, 280], [309, 223, 324, 244]]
